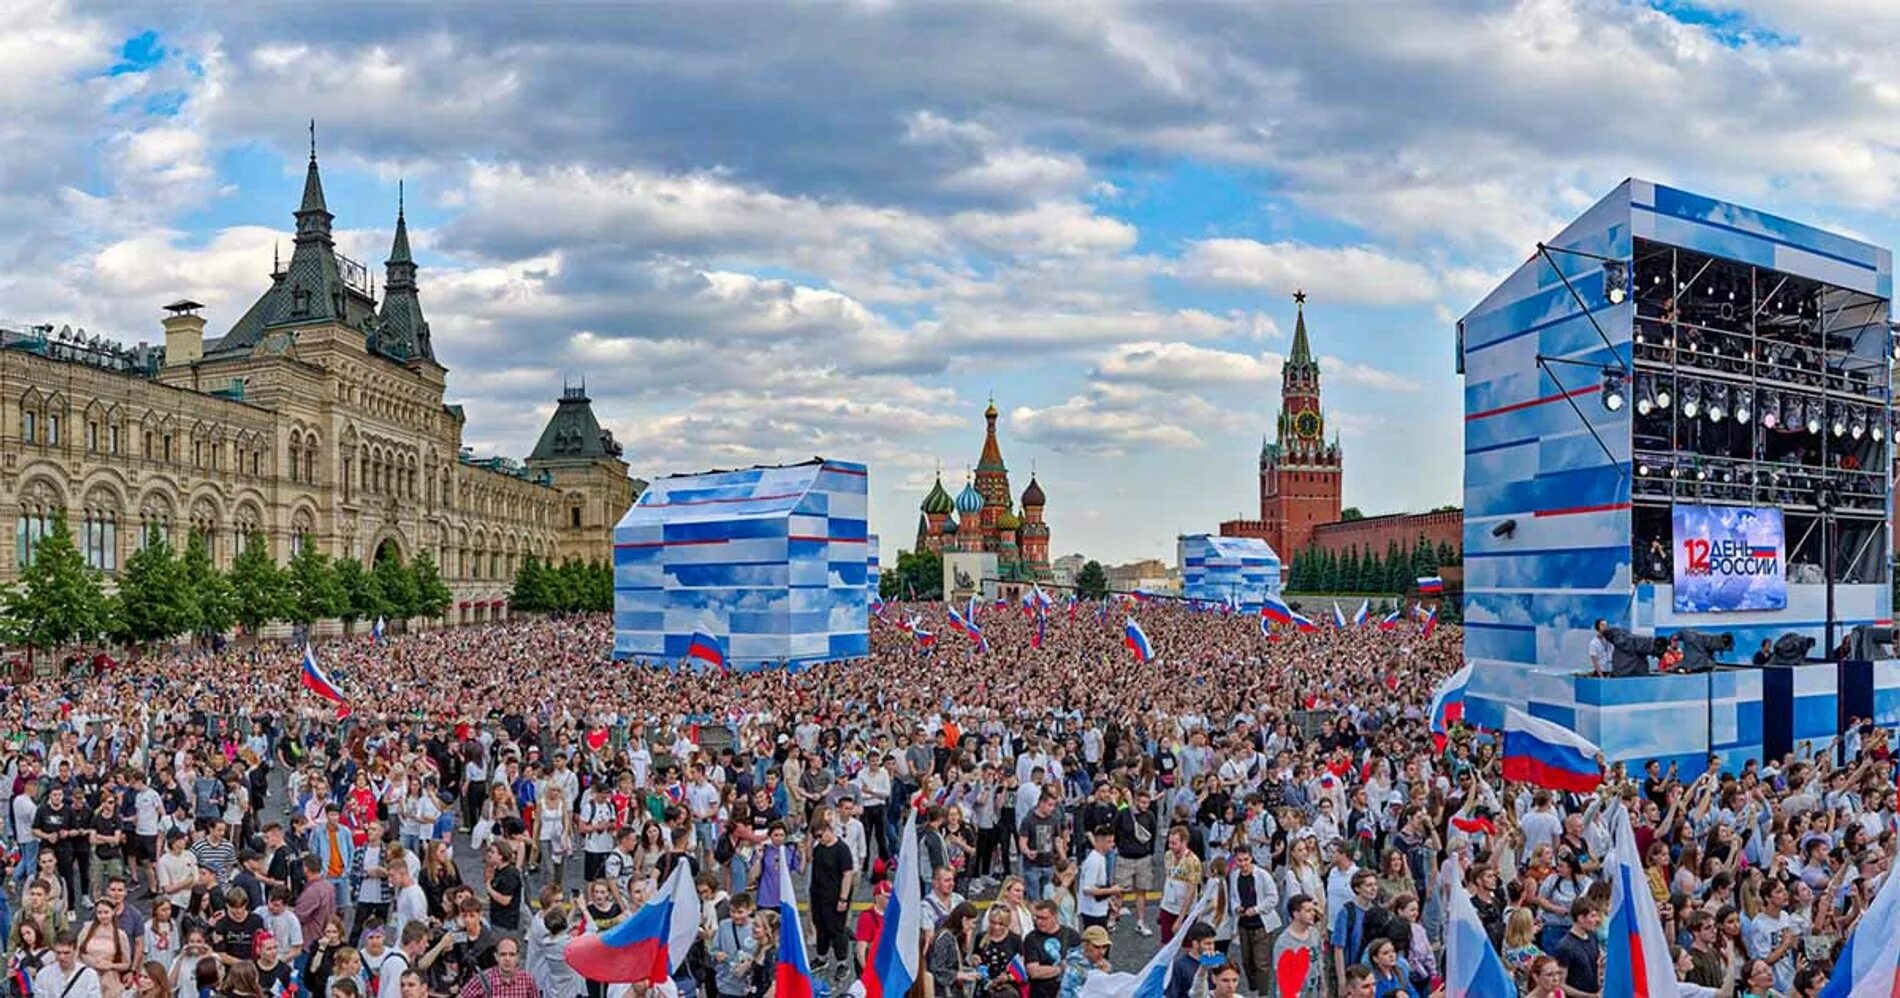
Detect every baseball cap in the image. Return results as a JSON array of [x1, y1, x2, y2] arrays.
[[1080, 926, 1111, 948]]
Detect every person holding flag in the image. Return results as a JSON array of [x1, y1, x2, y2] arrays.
[[859, 813, 923, 998], [1123, 617, 1155, 664], [300, 646, 349, 714], [565, 861, 703, 985], [685, 627, 727, 672], [1351, 600, 1369, 628]]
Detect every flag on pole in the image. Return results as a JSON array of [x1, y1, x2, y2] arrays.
[[1603, 804, 1680, 998], [1421, 605, 1439, 639], [1501, 707, 1603, 792], [1352, 600, 1369, 627], [1332, 602, 1348, 629], [913, 626, 937, 649], [566, 860, 703, 983], [1076, 895, 1213, 998], [1816, 820, 1900, 998], [1123, 617, 1155, 663], [1428, 664, 1472, 749], [1418, 576, 1445, 595], [1379, 609, 1402, 630], [1031, 613, 1045, 649], [1261, 595, 1296, 627], [1446, 880, 1516, 998], [685, 628, 726, 671], [859, 812, 923, 998], [300, 646, 347, 708], [771, 847, 816, 998], [946, 606, 972, 636], [370, 616, 386, 644]]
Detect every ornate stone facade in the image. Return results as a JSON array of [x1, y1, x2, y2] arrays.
[[0, 143, 638, 625], [1221, 292, 1343, 558], [912, 398, 1052, 582]]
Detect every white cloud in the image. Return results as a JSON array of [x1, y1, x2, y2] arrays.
[[1010, 393, 1202, 457], [1176, 239, 1445, 305], [1091, 341, 1280, 387]]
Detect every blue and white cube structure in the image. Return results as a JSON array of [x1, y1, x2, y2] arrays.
[[1178, 534, 1282, 608], [613, 459, 871, 670], [1459, 179, 1896, 768]]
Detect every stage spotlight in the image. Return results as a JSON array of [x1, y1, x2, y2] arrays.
[[1784, 394, 1805, 432], [1831, 403, 1848, 438], [1851, 407, 1867, 441], [1636, 461, 1651, 477], [1600, 367, 1627, 412], [1805, 399, 1823, 435], [1655, 377, 1672, 410], [1681, 380, 1702, 418], [1706, 384, 1728, 423], [1635, 375, 1657, 415], [1759, 389, 1779, 429], [1733, 387, 1753, 425], [1603, 260, 1628, 304], [1875, 414, 1888, 443]]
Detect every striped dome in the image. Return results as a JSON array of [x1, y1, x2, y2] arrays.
[[954, 480, 984, 514], [921, 475, 953, 515]]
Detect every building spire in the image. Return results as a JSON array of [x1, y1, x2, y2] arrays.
[[388, 179, 414, 266], [1288, 289, 1313, 367], [296, 119, 332, 236]]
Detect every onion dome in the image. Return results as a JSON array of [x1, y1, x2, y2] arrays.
[[942, 515, 959, 535], [995, 509, 1021, 531], [955, 479, 984, 514], [921, 474, 953, 515], [1021, 474, 1045, 508]]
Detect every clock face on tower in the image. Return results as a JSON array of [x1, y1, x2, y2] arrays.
[[1295, 410, 1320, 440]]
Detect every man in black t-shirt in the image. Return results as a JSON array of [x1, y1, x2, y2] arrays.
[[807, 819, 856, 981], [1016, 794, 1065, 903], [210, 888, 266, 965], [1552, 900, 1603, 996], [1021, 901, 1079, 998]]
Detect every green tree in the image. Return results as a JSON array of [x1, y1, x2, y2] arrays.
[[1318, 549, 1339, 593], [1414, 532, 1440, 576], [511, 555, 548, 613], [1075, 560, 1109, 600], [1437, 539, 1458, 567], [1283, 549, 1303, 591], [7, 510, 110, 651], [179, 530, 234, 645], [286, 539, 342, 627], [115, 537, 193, 644], [409, 551, 453, 620], [1385, 539, 1407, 593], [1362, 549, 1384, 593], [334, 557, 374, 633], [372, 552, 418, 621], [229, 532, 290, 637], [1340, 507, 1364, 521], [588, 560, 614, 613], [1343, 547, 1361, 593], [886, 549, 943, 601]]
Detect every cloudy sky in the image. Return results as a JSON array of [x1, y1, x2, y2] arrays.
[[10, 0, 1900, 563]]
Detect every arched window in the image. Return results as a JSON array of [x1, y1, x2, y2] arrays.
[[15, 483, 58, 568]]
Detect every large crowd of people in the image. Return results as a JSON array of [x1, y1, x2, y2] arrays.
[[0, 601, 1884, 998]]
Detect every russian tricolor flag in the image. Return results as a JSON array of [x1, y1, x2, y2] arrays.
[[1501, 707, 1603, 793], [859, 813, 923, 998], [1261, 595, 1294, 626], [946, 606, 972, 635], [567, 861, 703, 983], [1446, 879, 1516, 998], [1816, 821, 1900, 998], [1750, 546, 1777, 560], [685, 628, 726, 671], [1428, 664, 1470, 749], [1076, 895, 1212, 998], [1421, 605, 1438, 639], [1030, 614, 1045, 649], [771, 847, 816, 998], [1603, 804, 1679, 998], [1418, 575, 1444, 595], [1332, 602, 1348, 629], [913, 626, 937, 649], [1352, 600, 1369, 627], [1379, 609, 1402, 630], [1123, 616, 1155, 663], [300, 646, 347, 707], [370, 615, 386, 644]]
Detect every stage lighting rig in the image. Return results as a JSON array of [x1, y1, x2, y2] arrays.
[[1759, 390, 1779, 429], [1600, 368, 1626, 412], [1706, 384, 1728, 423], [1603, 259, 1629, 304], [1681, 380, 1702, 418], [1733, 387, 1753, 425]]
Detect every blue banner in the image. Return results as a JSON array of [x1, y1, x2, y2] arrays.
[[1671, 504, 1786, 613]]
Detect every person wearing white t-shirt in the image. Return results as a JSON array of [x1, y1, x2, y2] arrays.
[[12, 786, 39, 892], [388, 863, 430, 940], [1078, 827, 1116, 931]]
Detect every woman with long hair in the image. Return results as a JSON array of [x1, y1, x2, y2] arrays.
[[1365, 938, 1416, 998], [1047, 860, 1079, 930], [79, 896, 135, 998], [993, 876, 1035, 937], [11, 917, 52, 980], [417, 842, 461, 921], [749, 910, 781, 998], [1201, 857, 1232, 958], [1280, 838, 1325, 924], [143, 897, 181, 977], [167, 929, 213, 998], [925, 903, 981, 998], [133, 963, 172, 998], [216, 961, 264, 998], [1524, 956, 1565, 998]]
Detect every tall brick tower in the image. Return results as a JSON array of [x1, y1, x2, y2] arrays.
[[1222, 291, 1342, 557]]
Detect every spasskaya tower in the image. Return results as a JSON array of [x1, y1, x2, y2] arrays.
[[1220, 291, 1342, 558]]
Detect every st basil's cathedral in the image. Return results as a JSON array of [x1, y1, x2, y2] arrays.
[[913, 398, 1052, 582]]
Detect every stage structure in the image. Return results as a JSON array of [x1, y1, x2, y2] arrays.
[[612, 459, 870, 670], [1458, 179, 1896, 768], [1178, 534, 1282, 608]]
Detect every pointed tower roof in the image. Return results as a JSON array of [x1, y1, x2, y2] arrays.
[[977, 394, 1007, 472], [1288, 289, 1314, 367], [376, 180, 436, 363], [921, 474, 954, 515], [527, 382, 624, 465], [1021, 473, 1046, 509], [213, 121, 377, 355]]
